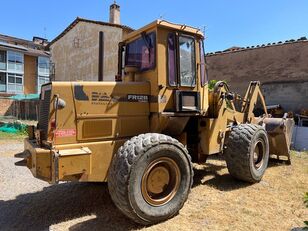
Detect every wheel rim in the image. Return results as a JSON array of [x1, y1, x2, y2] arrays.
[[141, 157, 181, 206], [253, 139, 265, 170]]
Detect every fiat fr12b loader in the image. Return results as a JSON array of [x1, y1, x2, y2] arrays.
[[23, 20, 294, 225]]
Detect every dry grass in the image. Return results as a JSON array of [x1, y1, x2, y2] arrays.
[[50, 153, 308, 231], [148, 152, 308, 231], [0, 141, 307, 231]]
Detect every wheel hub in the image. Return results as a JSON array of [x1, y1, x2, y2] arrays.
[[141, 157, 180, 206], [147, 166, 170, 194], [253, 140, 265, 170]]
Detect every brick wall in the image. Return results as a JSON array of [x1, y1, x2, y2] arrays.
[[206, 39, 308, 112], [0, 98, 13, 116], [206, 40, 308, 94]]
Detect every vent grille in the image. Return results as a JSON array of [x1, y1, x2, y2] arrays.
[[38, 89, 51, 140]]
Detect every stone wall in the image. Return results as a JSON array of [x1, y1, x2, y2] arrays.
[[50, 21, 128, 82]]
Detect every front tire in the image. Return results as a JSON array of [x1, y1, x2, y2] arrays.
[[224, 124, 269, 183], [108, 133, 193, 225]]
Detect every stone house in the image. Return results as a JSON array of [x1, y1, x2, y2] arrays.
[[48, 3, 133, 82]]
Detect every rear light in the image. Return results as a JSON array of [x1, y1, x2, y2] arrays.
[[50, 119, 56, 130]]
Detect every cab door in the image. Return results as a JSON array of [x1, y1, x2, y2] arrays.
[[166, 32, 201, 112], [199, 40, 209, 113]]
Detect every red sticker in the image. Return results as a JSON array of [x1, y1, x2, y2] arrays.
[[55, 129, 76, 137]]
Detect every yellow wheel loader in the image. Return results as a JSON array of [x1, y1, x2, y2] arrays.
[[23, 20, 294, 225]]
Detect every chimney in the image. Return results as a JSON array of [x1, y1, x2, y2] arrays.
[[109, 1, 120, 24]]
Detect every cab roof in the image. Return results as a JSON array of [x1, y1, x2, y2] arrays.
[[123, 19, 204, 41]]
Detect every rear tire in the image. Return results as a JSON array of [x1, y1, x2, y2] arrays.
[[108, 133, 193, 225], [224, 124, 269, 183]]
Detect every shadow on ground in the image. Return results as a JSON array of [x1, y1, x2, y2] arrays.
[[0, 182, 142, 231], [192, 154, 290, 191], [192, 155, 252, 191]]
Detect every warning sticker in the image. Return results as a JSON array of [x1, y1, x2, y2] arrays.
[[55, 129, 76, 137]]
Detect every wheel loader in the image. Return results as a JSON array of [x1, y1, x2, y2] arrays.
[[23, 20, 294, 225]]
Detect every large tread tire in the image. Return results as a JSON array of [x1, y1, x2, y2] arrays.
[[108, 133, 193, 225], [224, 124, 269, 183]]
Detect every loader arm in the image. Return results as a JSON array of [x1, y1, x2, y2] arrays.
[[241, 81, 268, 123], [241, 81, 294, 161]]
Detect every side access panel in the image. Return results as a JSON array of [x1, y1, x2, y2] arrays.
[[24, 139, 52, 182], [55, 139, 126, 182]]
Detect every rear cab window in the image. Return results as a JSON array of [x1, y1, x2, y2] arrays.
[[125, 32, 156, 72]]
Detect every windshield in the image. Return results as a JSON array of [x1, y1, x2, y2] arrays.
[[125, 32, 156, 72], [179, 35, 196, 87]]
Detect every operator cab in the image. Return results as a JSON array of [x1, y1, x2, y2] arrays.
[[117, 20, 208, 114]]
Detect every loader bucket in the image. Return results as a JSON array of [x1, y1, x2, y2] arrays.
[[263, 117, 295, 162]]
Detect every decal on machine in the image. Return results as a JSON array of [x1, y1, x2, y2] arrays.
[[127, 94, 149, 102], [74, 84, 89, 101], [92, 92, 114, 102], [91, 92, 118, 105], [90, 92, 150, 104], [55, 129, 76, 137]]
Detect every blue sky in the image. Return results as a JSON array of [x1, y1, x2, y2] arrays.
[[1, 0, 308, 52]]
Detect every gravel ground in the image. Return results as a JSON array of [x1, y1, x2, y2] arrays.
[[0, 139, 307, 231]]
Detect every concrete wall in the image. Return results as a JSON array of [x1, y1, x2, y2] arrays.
[[50, 22, 127, 81], [206, 40, 308, 96], [262, 81, 308, 113]]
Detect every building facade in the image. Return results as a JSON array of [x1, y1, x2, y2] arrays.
[[0, 35, 50, 95], [206, 37, 308, 113], [48, 3, 133, 82]]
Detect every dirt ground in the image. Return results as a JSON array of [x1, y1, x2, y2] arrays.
[[0, 138, 307, 231]]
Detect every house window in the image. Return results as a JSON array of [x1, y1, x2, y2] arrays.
[[0, 72, 6, 92], [0, 50, 6, 70], [7, 73, 23, 93], [37, 56, 50, 93], [38, 56, 50, 75], [7, 51, 23, 73], [179, 35, 196, 87], [38, 75, 50, 92]]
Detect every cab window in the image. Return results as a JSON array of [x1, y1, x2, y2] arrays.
[[200, 40, 207, 86], [167, 33, 177, 86], [125, 32, 156, 72], [179, 35, 196, 87], [167, 33, 196, 87]]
